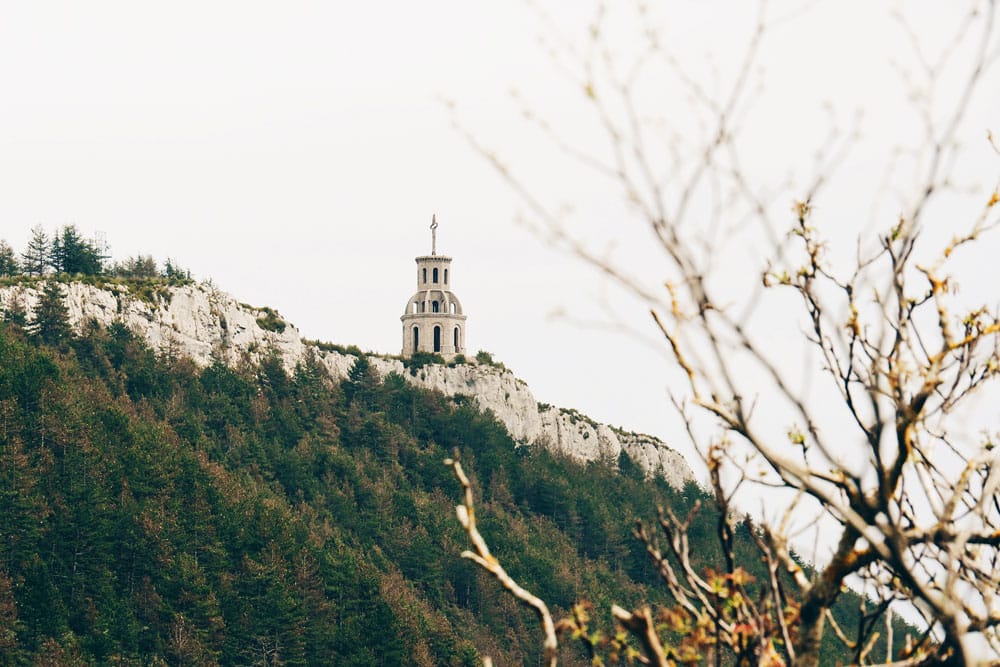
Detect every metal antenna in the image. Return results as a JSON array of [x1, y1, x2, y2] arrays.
[[431, 214, 438, 255]]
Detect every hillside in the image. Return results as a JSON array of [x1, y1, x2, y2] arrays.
[[0, 278, 916, 665], [0, 278, 693, 488], [0, 294, 708, 665]]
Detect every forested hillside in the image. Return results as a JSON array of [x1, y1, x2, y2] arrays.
[[0, 311, 913, 665]]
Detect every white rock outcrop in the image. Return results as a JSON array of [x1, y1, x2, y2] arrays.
[[374, 360, 693, 489], [0, 280, 694, 488], [0, 281, 306, 368]]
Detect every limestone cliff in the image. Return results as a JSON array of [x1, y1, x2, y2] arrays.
[[0, 280, 694, 488]]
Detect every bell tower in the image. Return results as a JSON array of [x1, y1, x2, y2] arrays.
[[401, 216, 467, 358]]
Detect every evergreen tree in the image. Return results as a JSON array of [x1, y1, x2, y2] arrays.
[[0, 240, 18, 276], [50, 225, 103, 275], [20, 225, 49, 276], [343, 355, 375, 405], [48, 234, 62, 273], [113, 255, 158, 278], [29, 281, 72, 345], [2, 289, 28, 328], [163, 257, 191, 280]]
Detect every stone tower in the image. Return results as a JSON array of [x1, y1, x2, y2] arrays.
[[401, 217, 467, 358]]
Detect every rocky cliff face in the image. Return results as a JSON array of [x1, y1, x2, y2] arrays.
[[384, 361, 693, 489], [0, 280, 694, 488]]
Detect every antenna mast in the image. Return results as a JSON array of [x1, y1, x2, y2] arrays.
[[430, 214, 438, 255]]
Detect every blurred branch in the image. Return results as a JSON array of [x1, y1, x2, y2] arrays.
[[445, 453, 559, 667]]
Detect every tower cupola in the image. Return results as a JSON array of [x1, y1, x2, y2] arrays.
[[401, 216, 467, 358]]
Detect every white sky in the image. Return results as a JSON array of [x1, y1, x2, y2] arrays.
[[1, 1, 997, 481]]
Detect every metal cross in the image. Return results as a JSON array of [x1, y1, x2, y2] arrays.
[[431, 214, 438, 255]]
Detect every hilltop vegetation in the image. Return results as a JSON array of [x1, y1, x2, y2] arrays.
[[0, 224, 191, 283]]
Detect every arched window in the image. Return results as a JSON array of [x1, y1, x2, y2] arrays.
[[444, 269, 448, 284], [420, 301, 425, 313], [413, 326, 419, 353], [453, 326, 459, 350], [433, 267, 439, 283], [411, 302, 418, 314], [450, 303, 457, 314], [432, 301, 440, 313], [433, 325, 441, 353], [422, 267, 427, 284]]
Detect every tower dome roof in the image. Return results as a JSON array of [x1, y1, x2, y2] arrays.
[[401, 289, 464, 317]]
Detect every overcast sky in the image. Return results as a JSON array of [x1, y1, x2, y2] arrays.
[[1, 1, 997, 477]]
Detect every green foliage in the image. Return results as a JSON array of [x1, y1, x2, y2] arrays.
[[303, 339, 364, 357], [559, 406, 597, 428], [343, 355, 377, 406], [1, 289, 28, 328], [112, 254, 159, 278], [0, 241, 18, 276], [616, 450, 645, 481], [20, 225, 49, 276], [163, 257, 192, 281], [404, 351, 446, 373], [255, 307, 287, 333], [0, 320, 916, 665], [28, 281, 72, 345], [50, 225, 104, 275], [3, 225, 194, 283], [130, 280, 175, 306], [111, 255, 194, 282], [474, 350, 507, 371]]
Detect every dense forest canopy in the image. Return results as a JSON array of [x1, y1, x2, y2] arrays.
[[0, 287, 914, 665]]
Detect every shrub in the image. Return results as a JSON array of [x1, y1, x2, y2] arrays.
[[404, 351, 445, 374], [306, 340, 363, 356], [474, 350, 507, 371], [255, 307, 286, 334]]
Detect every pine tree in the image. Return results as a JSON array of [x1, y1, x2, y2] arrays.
[[20, 225, 49, 276], [2, 289, 28, 328], [0, 241, 18, 276], [29, 281, 72, 345], [163, 258, 191, 281], [114, 255, 158, 278], [51, 225, 102, 275], [343, 355, 375, 405], [48, 234, 63, 274]]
